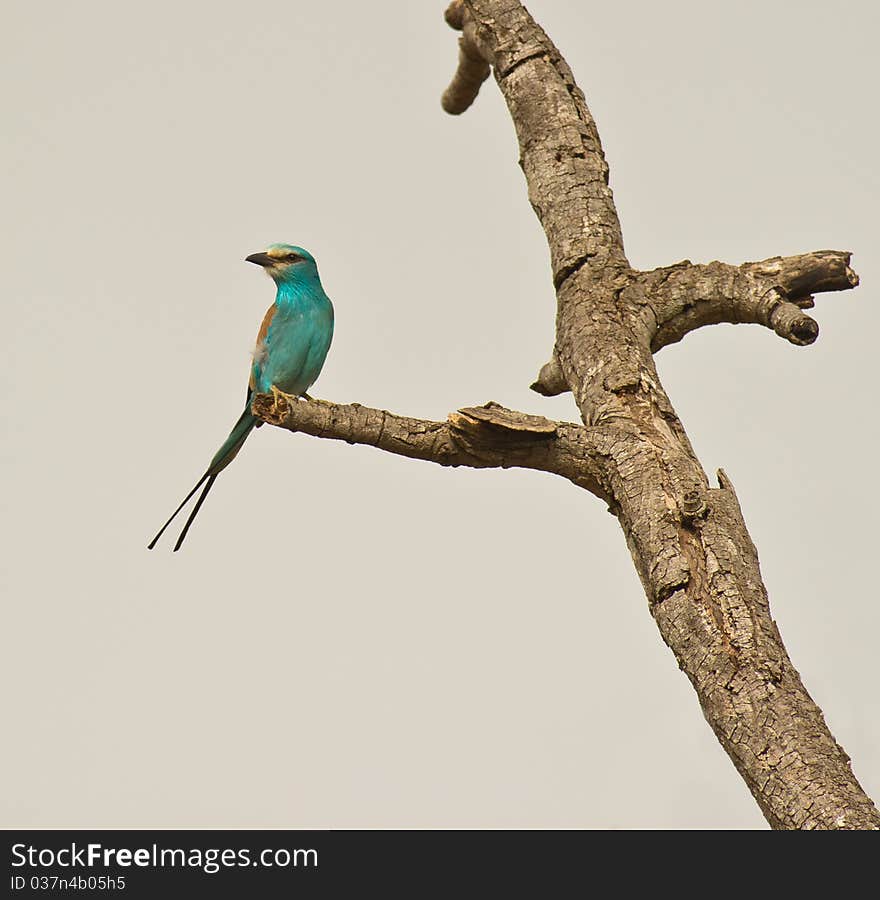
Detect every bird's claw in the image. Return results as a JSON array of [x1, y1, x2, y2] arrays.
[[269, 386, 314, 416], [270, 385, 289, 417]]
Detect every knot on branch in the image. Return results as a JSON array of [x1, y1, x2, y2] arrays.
[[530, 356, 569, 396], [680, 488, 708, 523]]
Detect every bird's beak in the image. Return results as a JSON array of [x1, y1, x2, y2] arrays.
[[245, 252, 275, 267]]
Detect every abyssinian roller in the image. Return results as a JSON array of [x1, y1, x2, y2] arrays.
[[148, 244, 334, 551]]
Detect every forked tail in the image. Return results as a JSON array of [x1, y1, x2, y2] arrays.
[[148, 403, 257, 551]]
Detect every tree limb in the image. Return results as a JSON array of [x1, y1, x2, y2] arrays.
[[252, 393, 610, 500], [441, 3, 490, 115], [648, 250, 860, 351]]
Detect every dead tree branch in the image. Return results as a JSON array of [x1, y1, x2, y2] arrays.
[[253, 393, 609, 499]]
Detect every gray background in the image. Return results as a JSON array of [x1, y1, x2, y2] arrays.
[[3, 0, 877, 828]]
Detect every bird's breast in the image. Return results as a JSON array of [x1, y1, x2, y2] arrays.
[[253, 297, 333, 396]]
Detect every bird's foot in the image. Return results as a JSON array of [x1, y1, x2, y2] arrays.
[[270, 385, 290, 418]]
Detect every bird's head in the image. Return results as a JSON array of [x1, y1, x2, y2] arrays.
[[245, 243, 318, 284]]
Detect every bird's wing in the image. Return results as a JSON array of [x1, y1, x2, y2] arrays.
[[249, 303, 278, 393]]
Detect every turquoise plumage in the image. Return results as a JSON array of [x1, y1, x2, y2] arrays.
[[149, 244, 334, 551]]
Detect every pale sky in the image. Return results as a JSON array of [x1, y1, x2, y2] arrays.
[[3, 0, 878, 828]]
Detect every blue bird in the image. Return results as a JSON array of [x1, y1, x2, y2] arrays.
[[149, 244, 334, 551]]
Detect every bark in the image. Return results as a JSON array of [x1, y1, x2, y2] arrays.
[[253, 0, 878, 828]]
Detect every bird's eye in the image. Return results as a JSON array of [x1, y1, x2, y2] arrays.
[[285, 253, 300, 262]]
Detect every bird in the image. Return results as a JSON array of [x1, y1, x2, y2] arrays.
[[148, 243, 334, 551]]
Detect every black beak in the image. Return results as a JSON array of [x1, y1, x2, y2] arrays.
[[245, 252, 275, 267]]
